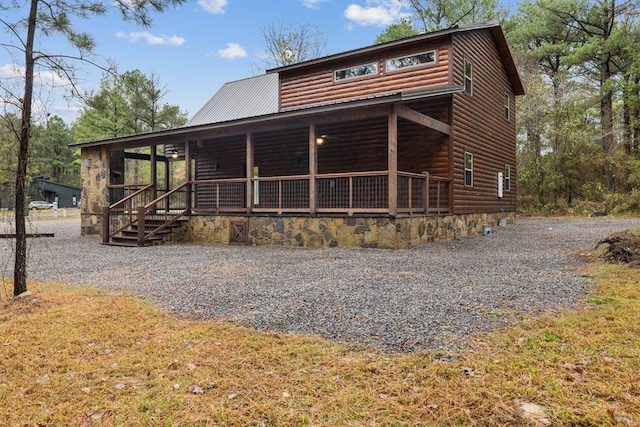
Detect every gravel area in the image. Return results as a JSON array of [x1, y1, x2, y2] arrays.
[[2, 215, 638, 353]]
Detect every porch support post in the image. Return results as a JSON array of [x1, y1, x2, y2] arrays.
[[309, 124, 317, 215], [150, 146, 157, 200], [246, 133, 253, 214], [185, 141, 192, 213], [164, 157, 170, 196], [388, 108, 398, 217]]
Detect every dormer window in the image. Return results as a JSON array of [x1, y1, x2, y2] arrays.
[[386, 50, 436, 72], [334, 63, 378, 82]]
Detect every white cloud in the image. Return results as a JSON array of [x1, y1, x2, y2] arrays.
[[198, 0, 227, 14], [0, 63, 23, 80], [344, 0, 410, 27], [302, 0, 326, 9], [116, 31, 185, 46], [0, 63, 70, 88], [216, 42, 247, 59]]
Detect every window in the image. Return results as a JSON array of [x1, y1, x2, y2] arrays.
[[504, 93, 510, 121], [504, 164, 511, 192], [464, 60, 473, 95], [464, 152, 473, 187], [386, 50, 436, 72], [334, 63, 378, 82]]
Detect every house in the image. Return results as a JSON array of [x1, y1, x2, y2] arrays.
[[30, 176, 81, 208], [72, 22, 524, 248], [1, 178, 81, 209]]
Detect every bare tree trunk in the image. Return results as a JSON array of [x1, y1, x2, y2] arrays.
[[14, 0, 38, 296], [601, 88, 615, 191]]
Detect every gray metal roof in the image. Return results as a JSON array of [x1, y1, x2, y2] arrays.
[[186, 73, 279, 127]]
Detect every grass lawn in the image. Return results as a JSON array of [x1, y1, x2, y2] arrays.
[[1, 261, 639, 426]]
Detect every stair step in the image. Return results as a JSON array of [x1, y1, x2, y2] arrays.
[[101, 241, 144, 247], [122, 228, 172, 237], [105, 213, 187, 247]]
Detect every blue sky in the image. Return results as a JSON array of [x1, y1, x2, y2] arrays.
[[0, 0, 518, 124]]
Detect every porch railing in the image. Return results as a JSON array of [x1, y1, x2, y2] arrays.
[[253, 175, 310, 213], [104, 171, 451, 243], [428, 175, 451, 214], [191, 179, 247, 213], [103, 183, 154, 244], [249, 171, 450, 215]]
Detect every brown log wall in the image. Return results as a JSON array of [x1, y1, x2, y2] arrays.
[[280, 42, 451, 111], [195, 103, 450, 182], [451, 30, 517, 214]]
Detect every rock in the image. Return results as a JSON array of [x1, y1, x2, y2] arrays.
[[514, 399, 550, 425], [15, 290, 33, 299]]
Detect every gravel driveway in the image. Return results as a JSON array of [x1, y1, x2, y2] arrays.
[[2, 216, 638, 353]]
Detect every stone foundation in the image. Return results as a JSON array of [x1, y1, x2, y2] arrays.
[[186, 212, 516, 249]]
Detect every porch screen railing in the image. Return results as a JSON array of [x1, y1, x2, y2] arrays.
[[428, 175, 451, 214], [252, 175, 310, 213], [317, 172, 389, 213], [192, 179, 246, 212], [398, 172, 426, 214]]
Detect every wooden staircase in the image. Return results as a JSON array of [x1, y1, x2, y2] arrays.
[[103, 183, 190, 247], [106, 217, 185, 247]]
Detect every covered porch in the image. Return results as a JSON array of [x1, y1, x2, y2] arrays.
[[83, 93, 466, 247]]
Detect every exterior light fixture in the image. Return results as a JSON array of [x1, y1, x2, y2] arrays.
[[171, 150, 179, 159], [315, 137, 324, 145]]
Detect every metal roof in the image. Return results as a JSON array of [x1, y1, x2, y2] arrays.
[[186, 73, 279, 127], [70, 86, 461, 150]]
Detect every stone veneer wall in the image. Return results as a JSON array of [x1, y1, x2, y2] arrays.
[[80, 146, 109, 237], [187, 212, 516, 249]]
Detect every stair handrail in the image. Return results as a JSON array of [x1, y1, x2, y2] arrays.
[[136, 182, 190, 245], [103, 183, 154, 243], [108, 183, 154, 210]]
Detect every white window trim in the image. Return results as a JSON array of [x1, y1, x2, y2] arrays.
[[504, 93, 510, 121], [464, 151, 473, 187], [385, 50, 437, 73], [464, 59, 473, 96], [504, 164, 511, 192], [334, 62, 379, 83]]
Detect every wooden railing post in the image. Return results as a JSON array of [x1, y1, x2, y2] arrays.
[[246, 133, 253, 214], [185, 141, 192, 214], [388, 109, 398, 217], [422, 172, 429, 214], [408, 177, 413, 213], [186, 182, 192, 213], [309, 124, 317, 215], [137, 207, 145, 246], [102, 207, 110, 244]]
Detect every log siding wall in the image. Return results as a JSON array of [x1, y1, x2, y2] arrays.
[[279, 42, 451, 111], [451, 30, 517, 214]]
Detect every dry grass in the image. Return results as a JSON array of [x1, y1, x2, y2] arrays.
[[1, 262, 639, 426]]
